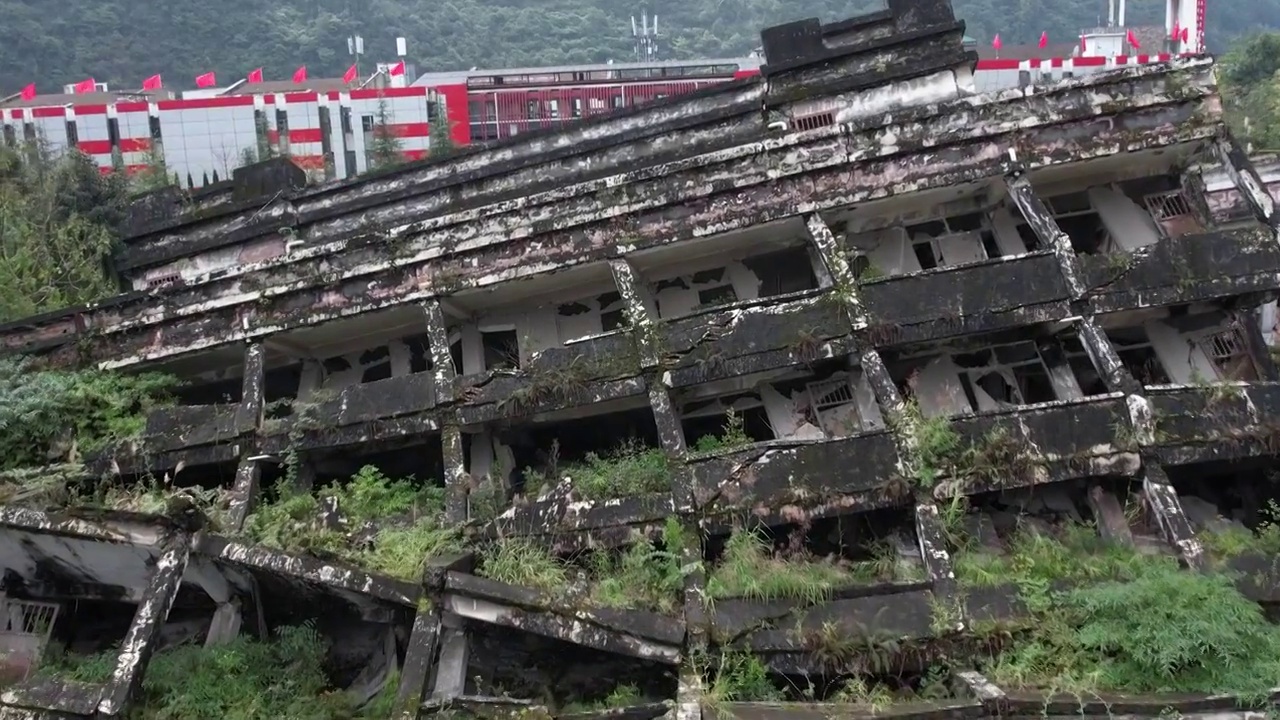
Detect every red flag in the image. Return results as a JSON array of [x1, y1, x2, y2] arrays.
[[342, 63, 358, 84], [292, 66, 307, 84], [19, 83, 35, 101], [1126, 28, 1141, 49], [73, 78, 96, 94], [1080, 34, 1088, 53], [1038, 31, 1048, 49], [195, 72, 216, 88], [389, 59, 406, 77], [141, 74, 162, 91], [1171, 21, 1181, 40], [992, 34, 1002, 51], [1181, 27, 1189, 43], [247, 68, 264, 84]]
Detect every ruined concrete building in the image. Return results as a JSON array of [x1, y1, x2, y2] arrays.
[[3, 1, 1280, 718]]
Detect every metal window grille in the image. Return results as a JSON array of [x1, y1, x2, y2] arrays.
[[1144, 190, 1193, 221], [806, 378, 858, 436], [0, 597, 59, 683], [1200, 329, 1245, 363]]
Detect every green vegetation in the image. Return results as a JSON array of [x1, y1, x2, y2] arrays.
[[244, 465, 462, 581], [0, 359, 179, 470], [39, 624, 393, 718], [1195, 499, 1280, 561], [561, 684, 645, 714], [949, 514, 1280, 702], [703, 650, 783, 703], [477, 518, 688, 612], [429, 100, 457, 158], [0, 142, 129, 323], [522, 438, 671, 501], [366, 98, 406, 170], [706, 529, 870, 603], [896, 401, 1032, 491], [692, 409, 753, 454]]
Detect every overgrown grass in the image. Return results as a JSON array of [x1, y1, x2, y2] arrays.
[[244, 465, 461, 581], [1197, 499, 1280, 560], [951, 517, 1280, 702], [953, 523, 1150, 596], [561, 683, 645, 713], [704, 650, 783, 703], [477, 537, 570, 594], [705, 529, 855, 603], [0, 359, 179, 469], [591, 518, 689, 613], [38, 624, 391, 718], [984, 558, 1280, 701], [478, 519, 688, 612], [523, 438, 671, 501]]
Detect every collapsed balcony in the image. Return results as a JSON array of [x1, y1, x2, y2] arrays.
[[0, 505, 412, 718]]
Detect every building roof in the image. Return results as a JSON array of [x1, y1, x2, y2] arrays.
[[413, 57, 762, 86], [221, 77, 368, 96], [976, 42, 1081, 61], [0, 89, 170, 109]]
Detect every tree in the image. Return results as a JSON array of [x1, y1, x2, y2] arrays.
[[132, 143, 174, 192], [1220, 33, 1280, 152], [367, 97, 405, 170], [429, 99, 457, 159], [0, 139, 128, 323]]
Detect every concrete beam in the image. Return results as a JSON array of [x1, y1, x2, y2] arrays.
[[97, 532, 192, 716]]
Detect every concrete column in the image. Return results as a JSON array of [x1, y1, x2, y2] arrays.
[[913, 499, 957, 598], [1075, 317, 1144, 395], [674, 663, 704, 720], [609, 258, 661, 368], [1036, 337, 1085, 401], [422, 299, 458, 403], [1178, 166, 1217, 230], [647, 377, 687, 457], [1086, 485, 1133, 545], [442, 425, 469, 524], [1004, 172, 1085, 300], [804, 214, 868, 329], [226, 457, 261, 532], [204, 601, 243, 647], [394, 611, 442, 720], [97, 532, 193, 716], [235, 341, 265, 433], [1143, 464, 1205, 569], [430, 617, 470, 700]]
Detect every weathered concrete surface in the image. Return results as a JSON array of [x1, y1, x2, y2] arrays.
[[686, 432, 902, 521], [442, 572, 683, 663], [1146, 382, 1280, 465], [0, 60, 1222, 369], [705, 700, 984, 720], [1077, 227, 1280, 314], [0, 679, 103, 718], [860, 252, 1071, 348], [488, 492, 674, 552]]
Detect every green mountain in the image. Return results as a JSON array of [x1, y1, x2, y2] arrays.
[[0, 0, 1272, 92]]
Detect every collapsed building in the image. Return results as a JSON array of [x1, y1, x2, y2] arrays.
[[3, 0, 1280, 718]]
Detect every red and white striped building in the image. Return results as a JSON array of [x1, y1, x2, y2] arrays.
[[0, 0, 1208, 188]]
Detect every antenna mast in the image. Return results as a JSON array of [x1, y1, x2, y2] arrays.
[[631, 10, 659, 62]]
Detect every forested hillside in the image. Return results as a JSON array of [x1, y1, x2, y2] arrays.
[[0, 0, 1273, 91]]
